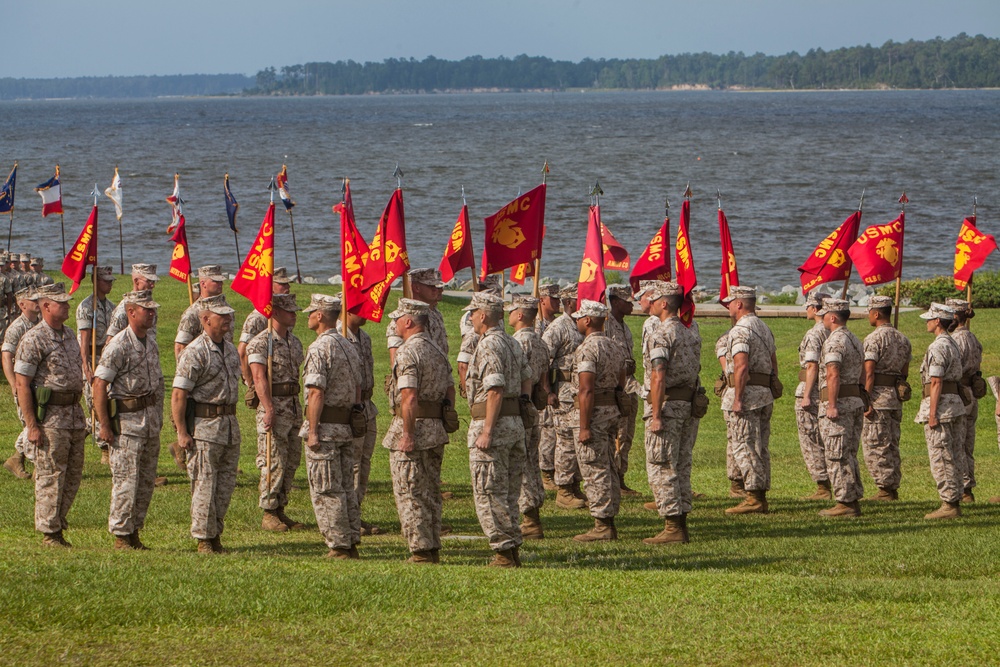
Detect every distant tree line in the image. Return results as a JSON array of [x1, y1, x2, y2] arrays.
[[0, 74, 252, 100], [249, 33, 1000, 94]]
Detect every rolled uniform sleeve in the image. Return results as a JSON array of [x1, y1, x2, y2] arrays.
[[172, 343, 201, 391]]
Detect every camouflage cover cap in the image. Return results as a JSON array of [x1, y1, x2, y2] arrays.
[[463, 291, 504, 313], [648, 282, 683, 301], [633, 280, 664, 299], [19, 253, 30, 262], [94, 266, 116, 282], [36, 283, 72, 303], [30, 256, 43, 266], [123, 290, 160, 309], [557, 284, 578, 300], [198, 294, 235, 316], [198, 265, 226, 282], [0, 251, 7, 262], [805, 291, 832, 308], [302, 293, 342, 313], [478, 274, 503, 296], [944, 298, 971, 313], [131, 264, 159, 282], [920, 302, 956, 320], [409, 268, 446, 288], [816, 297, 850, 317], [272, 267, 292, 284], [272, 293, 300, 312], [504, 295, 539, 312], [606, 284, 634, 301], [537, 283, 561, 297], [14, 287, 38, 301], [388, 298, 431, 319], [721, 285, 756, 304], [571, 299, 610, 319], [867, 295, 894, 310]]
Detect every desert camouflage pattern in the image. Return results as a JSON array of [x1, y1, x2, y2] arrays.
[[513, 326, 549, 513], [544, 313, 584, 486], [387, 307, 448, 354], [338, 323, 380, 507], [175, 300, 234, 348], [915, 334, 966, 424], [951, 326, 982, 490], [818, 326, 866, 503], [723, 315, 775, 491]]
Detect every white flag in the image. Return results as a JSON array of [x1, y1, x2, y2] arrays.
[[104, 167, 123, 220]]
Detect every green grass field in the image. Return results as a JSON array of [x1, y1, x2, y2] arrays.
[[3, 276, 1000, 666]]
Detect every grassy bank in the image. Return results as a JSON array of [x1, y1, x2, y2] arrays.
[[2, 276, 1000, 666]]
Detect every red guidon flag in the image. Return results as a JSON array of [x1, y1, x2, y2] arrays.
[[481, 184, 545, 279], [954, 216, 997, 291], [61, 204, 98, 294], [798, 211, 862, 294], [718, 207, 739, 304], [360, 189, 409, 318], [577, 204, 607, 305], [231, 203, 275, 316], [509, 260, 535, 286], [168, 214, 192, 283], [601, 220, 630, 271], [439, 204, 474, 283], [629, 217, 671, 293], [847, 212, 905, 286], [675, 200, 697, 326], [335, 181, 380, 322]]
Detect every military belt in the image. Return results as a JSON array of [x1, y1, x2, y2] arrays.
[[470, 397, 521, 420], [573, 390, 619, 409], [319, 405, 352, 424], [921, 381, 961, 398], [820, 385, 863, 401], [270, 382, 299, 397], [664, 385, 696, 402], [726, 372, 772, 388], [193, 402, 237, 418], [47, 390, 82, 406], [117, 393, 158, 413], [392, 400, 445, 420], [873, 373, 901, 387]]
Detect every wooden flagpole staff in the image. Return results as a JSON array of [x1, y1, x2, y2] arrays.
[[968, 196, 978, 315], [532, 161, 549, 299], [395, 165, 412, 300], [89, 184, 100, 446], [893, 192, 907, 328], [340, 179, 349, 334], [57, 165, 66, 257], [116, 166, 125, 276], [265, 181, 277, 493], [5, 162, 17, 252], [842, 188, 865, 300]]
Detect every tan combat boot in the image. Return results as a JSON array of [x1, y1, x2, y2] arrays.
[[359, 519, 380, 535], [725, 490, 768, 515], [556, 485, 587, 510], [279, 509, 306, 531], [210, 536, 228, 554], [441, 491, 454, 501], [154, 476, 168, 487], [325, 547, 352, 559], [261, 510, 289, 532], [819, 500, 861, 518], [3, 452, 30, 479], [520, 508, 544, 540], [989, 496, 1000, 504], [802, 480, 833, 500], [197, 539, 215, 554], [868, 487, 898, 501], [113, 534, 134, 550], [642, 515, 688, 545], [42, 531, 71, 548], [541, 470, 557, 491], [962, 489, 975, 503], [692, 491, 707, 500], [570, 480, 587, 501], [643, 501, 658, 511], [487, 549, 518, 568], [729, 479, 746, 498], [925, 501, 961, 520], [407, 550, 435, 564], [130, 531, 150, 551], [573, 517, 617, 542], [620, 478, 640, 496]]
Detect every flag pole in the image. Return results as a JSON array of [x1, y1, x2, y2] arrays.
[[893, 192, 908, 328], [968, 196, 977, 308], [719, 189, 731, 295], [5, 162, 16, 252], [340, 179, 349, 334], [118, 215, 124, 276], [464, 186, 480, 293], [842, 189, 865, 300], [59, 212, 66, 258], [395, 165, 412, 299], [265, 316, 273, 497], [89, 184, 100, 447], [532, 161, 549, 298], [286, 208, 302, 284]]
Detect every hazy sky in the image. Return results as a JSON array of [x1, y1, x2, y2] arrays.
[[8, 0, 999, 78]]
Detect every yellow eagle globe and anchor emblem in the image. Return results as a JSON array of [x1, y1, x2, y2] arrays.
[[876, 238, 899, 265]]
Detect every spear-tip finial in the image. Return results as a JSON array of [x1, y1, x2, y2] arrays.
[[461, 184, 467, 206], [341, 178, 348, 200], [898, 191, 909, 211], [590, 181, 604, 198], [858, 187, 866, 212], [393, 164, 404, 189], [90, 183, 100, 204], [541, 161, 550, 184], [684, 183, 693, 199], [664, 197, 670, 217], [973, 195, 978, 218], [717, 188, 722, 210]]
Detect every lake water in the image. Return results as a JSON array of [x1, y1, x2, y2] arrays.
[[2, 90, 998, 291]]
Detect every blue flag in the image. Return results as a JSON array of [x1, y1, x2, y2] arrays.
[[0, 163, 17, 214], [224, 173, 239, 232]]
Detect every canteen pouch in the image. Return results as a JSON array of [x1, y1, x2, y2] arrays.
[[245, 383, 260, 409], [350, 404, 368, 438], [769, 373, 784, 400], [691, 387, 709, 419], [531, 382, 549, 411], [33, 386, 51, 423], [442, 401, 460, 434], [184, 397, 196, 434], [109, 399, 121, 437], [519, 395, 538, 429], [713, 373, 727, 398], [896, 378, 913, 402], [971, 372, 988, 399]]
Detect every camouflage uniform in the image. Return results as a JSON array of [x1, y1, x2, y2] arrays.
[[862, 324, 911, 491], [301, 329, 364, 550], [384, 330, 453, 553], [387, 307, 448, 355], [106, 300, 157, 342], [76, 292, 116, 449], [240, 310, 268, 346], [543, 313, 584, 486], [4, 311, 38, 458], [915, 332, 966, 504], [605, 312, 639, 485], [819, 326, 866, 503], [0, 268, 11, 334], [723, 314, 776, 491], [795, 320, 829, 483], [95, 324, 164, 537], [716, 330, 742, 484], [176, 299, 234, 350], [646, 315, 701, 517], [535, 314, 557, 473], [466, 324, 530, 552], [569, 329, 626, 519], [15, 319, 87, 534], [247, 328, 304, 512], [951, 326, 982, 492], [172, 332, 242, 541], [512, 325, 549, 514], [338, 321, 379, 509]]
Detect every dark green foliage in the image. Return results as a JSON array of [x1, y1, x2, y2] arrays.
[[876, 270, 1000, 308]]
